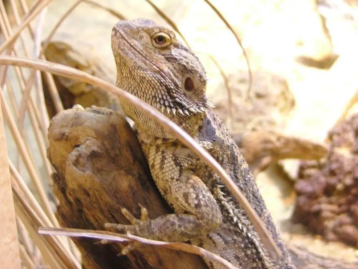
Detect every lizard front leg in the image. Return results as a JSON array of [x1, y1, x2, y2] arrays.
[[106, 143, 222, 242]]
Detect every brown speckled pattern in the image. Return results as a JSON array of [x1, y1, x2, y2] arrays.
[[109, 19, 294, 269]]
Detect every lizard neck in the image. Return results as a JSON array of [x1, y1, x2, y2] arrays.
[[120, 96, 205, 139]]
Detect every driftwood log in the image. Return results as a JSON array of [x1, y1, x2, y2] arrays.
[[47, 106, 207, 269]]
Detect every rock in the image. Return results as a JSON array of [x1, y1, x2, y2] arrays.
[[293, 113, 358, 247]]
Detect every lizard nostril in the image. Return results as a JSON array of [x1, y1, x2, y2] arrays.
[[184, 77, 195, 91]]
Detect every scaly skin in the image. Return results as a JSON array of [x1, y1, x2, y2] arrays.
[[108, 19, 357, 269], [108, 18, 292, 269]]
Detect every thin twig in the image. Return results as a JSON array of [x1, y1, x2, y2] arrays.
[[13, 186, 79, 269], [16, 218, 35, 265], [39, 227, 238, 269], [197, 52, 233, 122], [41, 0, 85, 55], [203, 0, 252, 100], [1, 89, 58, 226], [10, 160, 80, 268], [0, 0, 53, 54], [84, 0, 127, 20], [5, 0, 74, 254], [144, 0, 191, 48], [34, 7, 49, 137], [19, 244, 36, 269], [0, 0, 49, 149], [7, 78, 53, 179], [3, 0, 58, 179], [0, 2, 11, 87]]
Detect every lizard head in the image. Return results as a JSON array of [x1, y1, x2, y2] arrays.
[[111, 19, 209, 116]]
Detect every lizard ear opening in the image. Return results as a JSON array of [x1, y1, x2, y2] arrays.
[[184, 77, 195, 91]]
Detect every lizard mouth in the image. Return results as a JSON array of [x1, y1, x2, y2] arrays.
[[112, 21, 208, 116]]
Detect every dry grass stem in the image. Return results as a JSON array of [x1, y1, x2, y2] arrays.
[[33, 7, 49, 137], [16, 218, 35, 264], [85, 0, 127, 20], [1, 89, 58, 225], [41, 0, 84, 55], [39, 227, 239, 269], [19, 244, 36, 269], [0, 0, 53, 54], [145, 0, 191, 48], [197, 52, 233, 121], [10, 161, 76, 263], [13, 191, 78, 269], [11, 162, 79, 268], [203, 0, 252, 98]]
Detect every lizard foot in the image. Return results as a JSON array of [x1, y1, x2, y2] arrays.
[[104, 204, 150, 255], [105, 204, 150, 235]]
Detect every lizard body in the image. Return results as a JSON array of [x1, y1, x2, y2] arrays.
[[109, 18, 292, 269], [108, 19, 357, 269]]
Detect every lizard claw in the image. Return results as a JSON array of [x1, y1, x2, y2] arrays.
[[119, 241, 141, 256], [120, 208, 141, 225], [120, 204, 149, 224], [98, 234, 141, 256], [138, 203, 149, 221]]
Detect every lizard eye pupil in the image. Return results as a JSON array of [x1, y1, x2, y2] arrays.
[[155, 35, 166, 44], [184, 77, 194, 91]]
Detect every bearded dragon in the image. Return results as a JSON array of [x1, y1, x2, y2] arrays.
[[106, 18, 356, 269]]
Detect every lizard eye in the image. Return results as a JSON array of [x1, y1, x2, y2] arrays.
[[152, 32, 172, 48]]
